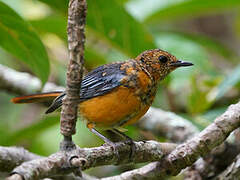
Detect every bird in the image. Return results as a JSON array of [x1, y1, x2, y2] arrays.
[[11, 49, 193, 149]]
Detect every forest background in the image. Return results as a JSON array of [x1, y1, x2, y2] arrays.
[[0, 0, 240, 179]]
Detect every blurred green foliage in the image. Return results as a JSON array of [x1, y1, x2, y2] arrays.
[[0, 0, 240, 177], [0, 1, 49, 83]]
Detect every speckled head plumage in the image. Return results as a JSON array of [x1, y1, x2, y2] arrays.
[[135, 49, 193, 81]]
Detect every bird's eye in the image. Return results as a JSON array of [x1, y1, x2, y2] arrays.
[[158, 55, 168, 63]]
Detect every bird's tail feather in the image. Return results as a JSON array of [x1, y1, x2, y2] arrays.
[[45, 93, 65, 114], [11, 91, 62, 104], [11, 91, 65, 114]]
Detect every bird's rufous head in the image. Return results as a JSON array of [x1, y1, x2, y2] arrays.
[[135, 49, 193, 81]]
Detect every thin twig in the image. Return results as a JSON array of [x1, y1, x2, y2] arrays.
[[60, 0, 87, 147]]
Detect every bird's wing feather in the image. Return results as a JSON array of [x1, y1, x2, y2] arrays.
[[80, 63, 126, 101], [46, 62, 126, 113]]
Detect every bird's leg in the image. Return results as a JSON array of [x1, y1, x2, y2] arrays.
[[112, 128, 136, 161], [87, 123, 119, 160], [88, 127, 113, 144]]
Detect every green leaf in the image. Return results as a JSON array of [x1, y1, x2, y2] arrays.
[[145, 0, 240, 23], [187, 75, 212, 114], [30, 16, 110, 70], [39, 0, 68, 15], [126, 0, 185, 22], [85, 48, 107, 68], [0, 2, 49, 84], [30, 16, 67, 41], [39, 0, 155, 57], [163, 31, 237, 63], [207, 65, 240, 101], [235, 13, 240, 38], [87, 0, 155, 56]]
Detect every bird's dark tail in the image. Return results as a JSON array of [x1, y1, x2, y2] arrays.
[[11, 91, 65, 114], [45, 93, 65, 114]]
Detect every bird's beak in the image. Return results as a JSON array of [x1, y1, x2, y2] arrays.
[[170, 60, 193, 67]]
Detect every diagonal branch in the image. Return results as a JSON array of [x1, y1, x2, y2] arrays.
[[102, 101, 240, 179], [137, 107, 199, 143], [184, 140, 240, 179]]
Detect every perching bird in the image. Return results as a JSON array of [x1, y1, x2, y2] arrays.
[[11, 49, 193, 146]]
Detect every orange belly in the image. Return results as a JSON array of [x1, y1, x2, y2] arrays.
[[79, 86, 148, 127]]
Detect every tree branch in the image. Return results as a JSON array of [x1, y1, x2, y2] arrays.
[[137, 107, 199, 143], [0, 146, 42, 172], [6, 141, 175, 179], [60, 0, 87, 144], [0, 146, 96, 180], [215, 154, 240, 180], [102, 101, 240, 179], [184, 141, 240, 179], [0, 64, 64, 95]]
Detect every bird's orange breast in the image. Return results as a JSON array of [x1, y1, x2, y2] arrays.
[[79, 86, 147, 127]]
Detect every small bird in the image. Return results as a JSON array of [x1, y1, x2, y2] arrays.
[[12, 49, 193, 146]]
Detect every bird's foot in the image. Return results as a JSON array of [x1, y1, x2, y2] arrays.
[[125, 138, 136, 161], [112, 128, 136, 161]]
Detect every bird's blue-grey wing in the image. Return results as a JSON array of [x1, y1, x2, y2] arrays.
[[80, 63, 126, 100], [46, 63, 126, 113]]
